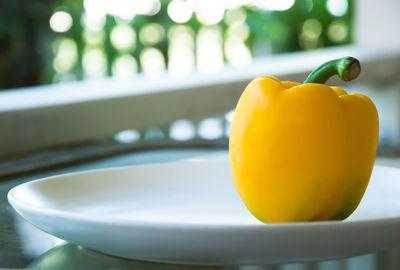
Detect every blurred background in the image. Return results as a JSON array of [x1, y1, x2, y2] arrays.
[[2, 1, 400, 269], [1, 0, 400, 167], [0, 0, 353, 90]]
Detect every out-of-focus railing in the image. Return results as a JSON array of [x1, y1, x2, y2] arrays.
[[0, 46, 399, 161]]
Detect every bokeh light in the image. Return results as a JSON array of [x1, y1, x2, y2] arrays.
[[299, 18, 322, 50], [140, 48, 166, 75], [112, 55, 138, 78], [110, 24, 136, 52], [195, 0, 225, 25], [82, 13, 106, 31], [169, 119, 196, 141], [299, 33, 319, 50], [168, 47, 195, 76], [302, 19, 322, 38], [50, 11, 73, 33], [327, 0, 348, 17], [225, 19, 251, 67], [167, 0, 193, 23], [168, 25, 195, 76], [224, 8, 247, 26], [52, 38, 78, 73], [251, 0, 295, 11], [224, 110, 234, 123], [227, 23, 250, 40], [38, 0, 354, 86], [83, 0, 106, 18], [82, 48, 107, 77], [225, 38, 252, 67], [83, 29, 105, 45], [168, 25, 195, 47], [139, 23, 165, 46], [198, 118, 224, 140], [196, 26, 223, 73], [115, 129, 140, 143], [142, 0, 162, 16], [328, 20, 348, 43], [223, 0, 252, 10], [144, 127, 165, 140], [83, 0, 161, 21]]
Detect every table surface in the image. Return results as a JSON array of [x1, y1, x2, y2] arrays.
[[1, 147, 400, 270]]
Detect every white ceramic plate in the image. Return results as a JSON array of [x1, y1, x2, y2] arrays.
[[8, 161, 400, 265]]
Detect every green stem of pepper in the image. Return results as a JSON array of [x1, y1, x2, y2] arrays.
[[304, 56, 361, 84]]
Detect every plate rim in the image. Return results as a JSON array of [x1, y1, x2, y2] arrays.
[[8, 161, 400, 230]]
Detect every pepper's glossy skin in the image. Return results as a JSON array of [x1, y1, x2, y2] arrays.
[[229, 76, 379, 222]]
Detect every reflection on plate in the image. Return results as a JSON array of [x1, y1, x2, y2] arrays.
[[28, 242, 391, 270], [27, 243, 205, 270], [8, 161, 400, 265]]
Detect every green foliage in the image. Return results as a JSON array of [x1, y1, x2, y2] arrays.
[[0, 0, 353, 90]]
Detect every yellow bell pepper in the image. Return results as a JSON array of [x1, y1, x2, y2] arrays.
[[229, 57, 379, 223]]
